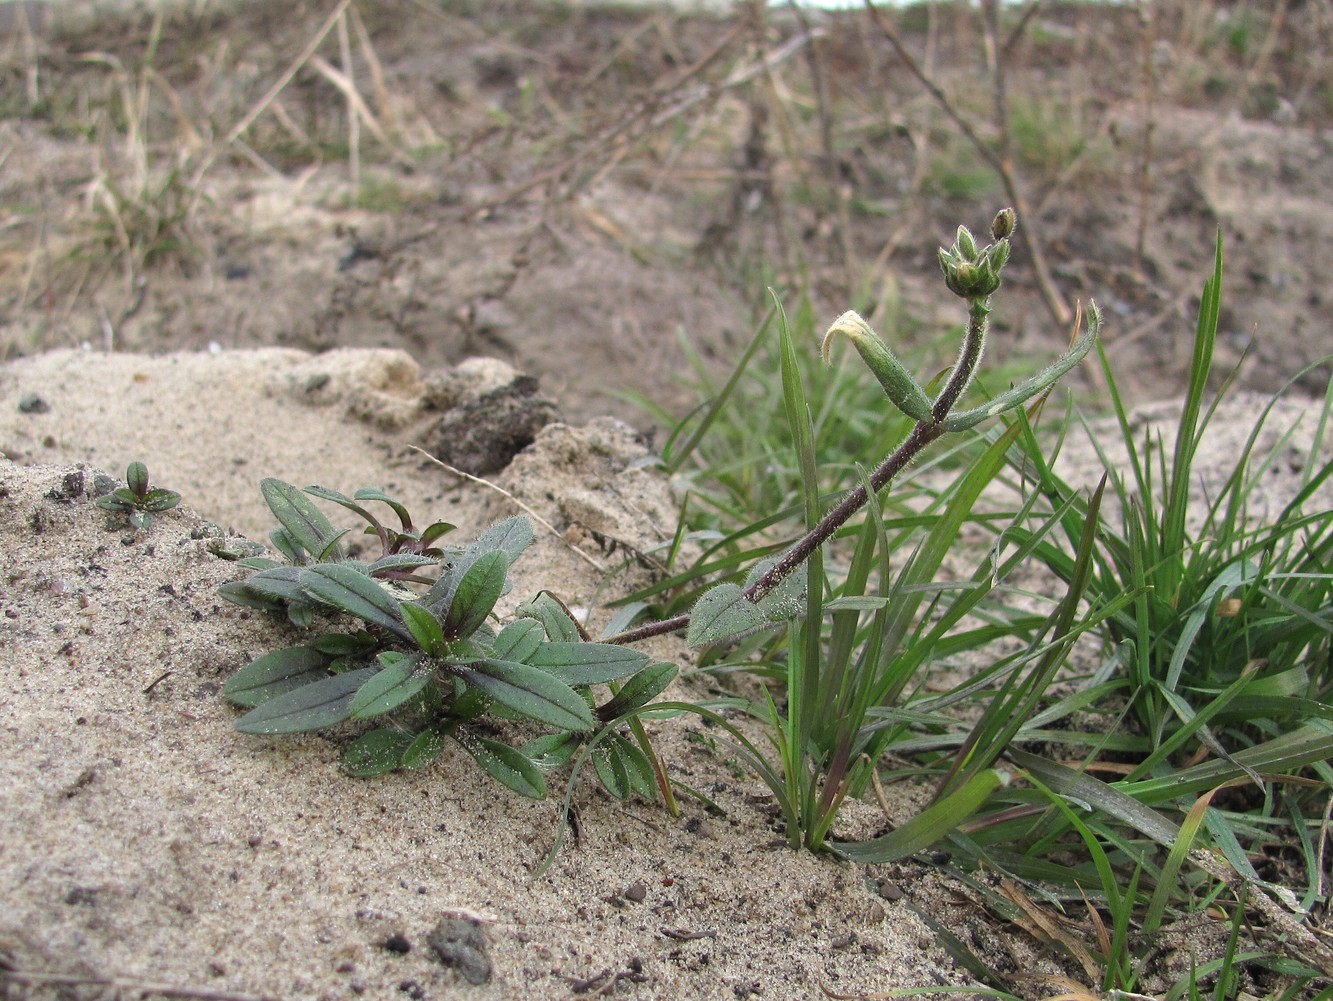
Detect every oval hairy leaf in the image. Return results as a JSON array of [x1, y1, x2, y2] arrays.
[[444, 549, 508, 638], [400, 602, 445, 655], [233, 668, 376, 734], [522, 732, 581, 770], [299, 564, 410, 640], [516, 591, 583, 642], [367, 553, 438, 574], [349, 654, 430, 719], [237, 566, 307, 604], [596, 662, 678, 720], [424, 516, 533, 610], [401, 727, 445, 770], [527, 642, 650, 686], [687, 582, 765, 647], [457, 660, 594, 731], [458, 733, 546, 799], [493, 619, 544, 663], [261, 478, 343, 562], [592, 734, 654, 801], [222, 646, 334, 707], [216, 580, 285, 612], [343, 728, 415, 777]]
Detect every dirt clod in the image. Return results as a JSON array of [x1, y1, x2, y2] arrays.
[[427, 915, 491, 986]]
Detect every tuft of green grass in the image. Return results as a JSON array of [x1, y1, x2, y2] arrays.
[[631, 222, 1332, 990]]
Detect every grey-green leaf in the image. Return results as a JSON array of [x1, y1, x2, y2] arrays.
[[746, 556, 806, 621], [457, 660, 594, 731], [459, 734, 546, 798], [593, 734, 654, 801], [400, 602, 446, 655], [343, 728, 415, 777], [443, 549, 508, 638], [527, 642, 650, 686], [233, 668, 376, 734], [299, 564, 410, 640], [401, 727, 445, 770], [494, 619, 545, 663], [261, 478, 343, 562], [367, 554, 438, 574], [522, 731, 581, 770], [217, 580, 285, 612], [223, 646, 334, 707], [238, 566, 307, 604], [687, 582, 765, 647], [516, 592, 582, 642], [597, 662, 678, 720], [941, 304, 1101, 432], [349, 654, 430, 719], [424, 516, 532, 610]]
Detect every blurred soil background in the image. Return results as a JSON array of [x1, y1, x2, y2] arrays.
[[1, 0, 1330, 429]]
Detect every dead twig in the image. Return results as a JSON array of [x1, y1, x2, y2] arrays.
[[865, 0, 1072, 329], [189, 0, 353, 199], [0, 967, 278, 1001], [408, 445, 606, 572], [1133, 0, 1158, 272]]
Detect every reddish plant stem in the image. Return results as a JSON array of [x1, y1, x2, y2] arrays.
[[605, 297, 990, 647]]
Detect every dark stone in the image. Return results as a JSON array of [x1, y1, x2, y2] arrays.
[[18, 394, 49, 414], [381, 933, 412, 954], [427, 915, 491, 985], [623, 882, 647, 903], [422, 376, 560, 476], [46, 469, 85, 502]]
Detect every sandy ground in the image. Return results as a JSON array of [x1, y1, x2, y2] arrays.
[[2, 344, 1331, 1001], [0, 346, 982, 1001]]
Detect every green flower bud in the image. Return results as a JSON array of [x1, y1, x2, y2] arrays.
[[988, 238, 1011, 272], [822, 310, 934, 423], [956, 225, 978, 262], [991, 208, 1016, 240]]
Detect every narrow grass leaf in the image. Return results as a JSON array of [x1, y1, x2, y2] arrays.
[[834, 769, 1008, 864], [1143, 787, 1217, 933]]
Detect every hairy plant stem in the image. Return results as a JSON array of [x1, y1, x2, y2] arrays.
[[606, 296, 992, 647]]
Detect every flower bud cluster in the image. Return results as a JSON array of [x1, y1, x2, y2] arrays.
[[937, 209, 1016, 300]]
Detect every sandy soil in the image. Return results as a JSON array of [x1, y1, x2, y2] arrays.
[[0, 347, 989, 1001], [2, 344, 1331, 1000], [2, 2, 1332, 999]]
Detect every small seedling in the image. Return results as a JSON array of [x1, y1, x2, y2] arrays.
[[218, 479, 678, 802], [96, 460, 181, 532]]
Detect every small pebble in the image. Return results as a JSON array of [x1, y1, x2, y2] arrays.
[[623, 881, 647, 903], [382, 933, 412, 954], [18, 394, 49, 414]]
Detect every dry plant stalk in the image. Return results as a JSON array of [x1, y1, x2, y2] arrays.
[[865, 0, 1073, 329]]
